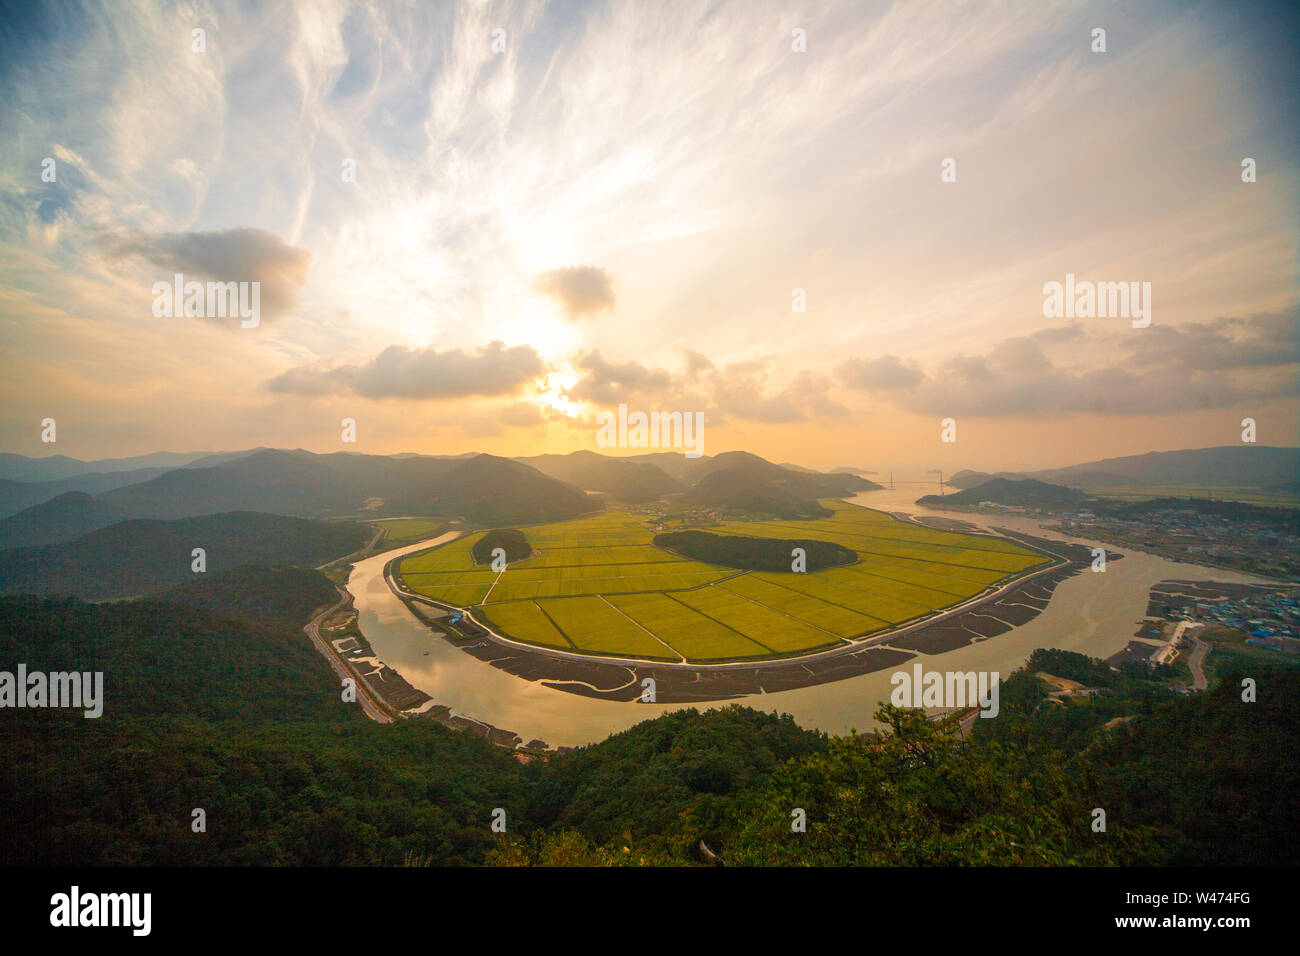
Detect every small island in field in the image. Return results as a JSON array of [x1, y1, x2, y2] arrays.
[[653, 529, 858, 573], [472, 529, 533, 565]]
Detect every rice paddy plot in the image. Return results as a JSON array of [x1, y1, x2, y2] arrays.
[[478, 601, 573, 649], [717, 575, 886, 638], [671, 586, 844, 654], [606, 592, 773, 661], [536, 596, 676, 659], [390, 499, 1051, 662]]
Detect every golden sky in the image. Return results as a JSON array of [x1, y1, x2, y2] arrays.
[[1, 0, 1296, 472]]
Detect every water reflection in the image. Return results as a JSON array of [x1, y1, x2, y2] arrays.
[[347, 491, 1269, 747]]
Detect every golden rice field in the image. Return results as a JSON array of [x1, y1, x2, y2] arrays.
[[393, 501, 1051, 663]]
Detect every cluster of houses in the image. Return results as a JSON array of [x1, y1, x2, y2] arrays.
[[1186, 592, 1300, 653]]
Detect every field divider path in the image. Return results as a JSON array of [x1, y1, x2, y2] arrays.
[[481, 565, 505, 603], [661, 591, 779, 655], [597, 594, 686, 663], [707, 576, 847, 643], [532, 600, 579, 650], [733, 573, 893, 634]]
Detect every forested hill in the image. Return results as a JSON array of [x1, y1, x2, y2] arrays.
[[917, 477, 1085, 509], [0, 512, 368, 601], [1, 570, 1295, 866]]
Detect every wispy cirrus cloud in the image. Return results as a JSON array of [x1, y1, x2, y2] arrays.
[[0, 0, 1295, 463]]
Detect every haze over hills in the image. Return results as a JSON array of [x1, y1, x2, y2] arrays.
[[515, 450, 683, 503], [0, 450, 220, 482], [946, 470, 1031, 490], [662, 450, 881, 495], [0, 467, 181, 517], [917, 478, 1087, 510], [0, 444, 1292, 552], [94, 449, 600, 525], [655, 451, 881, 519], [949, 446, 1300, 492], [681, 469, 835, 519], [0, 491, 126, 548], [1035, 445, 1300, 488]]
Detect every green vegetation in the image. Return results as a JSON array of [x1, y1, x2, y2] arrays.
[[370, 517, 447, 547], [1198, 625, 1300, 685], [158, 565, 338, 622], [0, 511, 369, 601], [6, 581, 1292, 867], [0, 578, 528, 866], [398, 502, 1049, 662], [654, 530, 857, 573], [0, 491, 125, 548], [471, 529, 533, 565]]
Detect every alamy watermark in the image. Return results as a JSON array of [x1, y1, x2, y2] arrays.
[[890, 664, 1000, 718], [1, 665, 103, 718], [152, 272, 261, 328], [1042, 273, 1151, 328], [595, 404, 704, 458], [50, 886, 150, 936]]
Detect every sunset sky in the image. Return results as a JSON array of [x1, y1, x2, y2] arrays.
[[1, 0, 1296, 473]]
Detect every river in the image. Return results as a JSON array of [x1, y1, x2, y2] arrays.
[[346, 488, 1271, 747]]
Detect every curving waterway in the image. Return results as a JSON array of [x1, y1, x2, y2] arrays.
[[346, 489, 1272, 747]]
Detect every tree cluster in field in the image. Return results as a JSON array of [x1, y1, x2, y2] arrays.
[[653, 530, 857, 572], [2, 570, 1296, 867], [471, 529, 532, 565]]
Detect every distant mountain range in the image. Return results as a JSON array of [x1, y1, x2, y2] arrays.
[[517, 449, 879, 514], [0, 450, 219, 482], [0, 447, 884, 554], [1, 444, 1291, 560], [949, 445, 1299, 492], [0, 467, 181, 516]]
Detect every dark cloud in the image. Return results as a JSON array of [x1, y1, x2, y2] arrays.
[[266, 341, 546, 399], [111, 226, 310, 320], [1124, 310, 1299, 372], [566, 349, 674, 405], [533, 265, 615, 319], [565, 350, 846, 424]]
